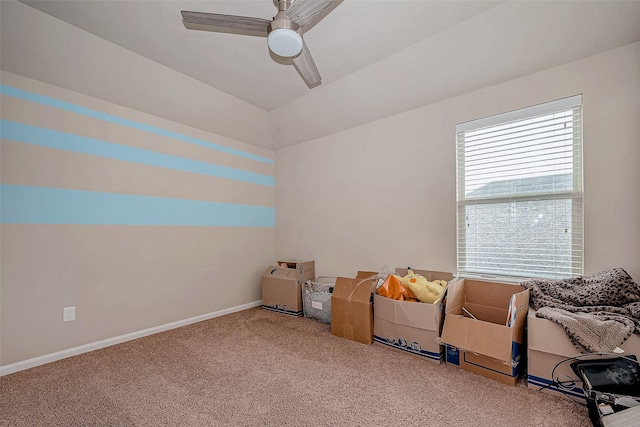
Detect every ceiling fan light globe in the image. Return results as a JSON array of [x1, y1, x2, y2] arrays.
[[268, 29, 303, 57]]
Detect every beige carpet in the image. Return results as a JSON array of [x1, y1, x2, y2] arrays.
[[0, 307, 590, 426]]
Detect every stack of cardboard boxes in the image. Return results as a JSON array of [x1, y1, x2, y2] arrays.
[[261, 262, 536, 387], [261, 261, 640, 404]]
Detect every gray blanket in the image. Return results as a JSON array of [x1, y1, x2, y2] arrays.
[[521, 268, 640, 353]]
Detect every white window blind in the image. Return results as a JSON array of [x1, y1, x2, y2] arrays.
[[456, 95, 583, 280]]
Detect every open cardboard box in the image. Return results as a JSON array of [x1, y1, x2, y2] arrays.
[[527, 308, 640, 400], [373, 268, 455, 362], [261, 261, 315, 316], [440, 278, 529, 385], [331, 271, 379, 345]]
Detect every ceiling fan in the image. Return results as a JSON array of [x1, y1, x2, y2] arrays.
[[181, 0, 340, 87]]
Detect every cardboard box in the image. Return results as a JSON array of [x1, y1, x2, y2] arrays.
[[261, 261, 315, 316], [527, 308, 640, 401], [331, 271, 379, 344], [373, 269, 454, 362], [440, 278, 530, 385]]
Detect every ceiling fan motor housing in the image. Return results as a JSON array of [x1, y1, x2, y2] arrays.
[[267, 1, 302, 57]]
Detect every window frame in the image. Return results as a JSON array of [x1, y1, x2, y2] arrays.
[[455, 95, 583, 281]]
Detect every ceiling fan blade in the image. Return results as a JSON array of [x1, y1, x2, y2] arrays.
[[286, 0, 336, 28], [181, 11, 271, 34], [292, 39, 321, 86]]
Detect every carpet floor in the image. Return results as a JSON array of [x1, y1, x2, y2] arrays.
[[0, 307, 591, 426]]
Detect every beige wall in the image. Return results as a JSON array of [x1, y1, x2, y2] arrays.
[[1, 2, 276, 371], [275, 42, 640, 281], [0, 71, 276, 368]]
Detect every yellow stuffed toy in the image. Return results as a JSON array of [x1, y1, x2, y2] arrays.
[[394, 269, 448, 304]]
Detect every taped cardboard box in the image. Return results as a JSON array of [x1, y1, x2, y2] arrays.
[[527, 308, 640, 401], [331, 271, 379, 345], [440, 278, 529, 385], [261, 261, 315, 316], [373, 268, 454, 362]]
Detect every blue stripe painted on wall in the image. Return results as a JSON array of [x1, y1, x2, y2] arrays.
[[1, 120, 274, 187], [0, 184, 274, 227], [0, 85, 273, 165]]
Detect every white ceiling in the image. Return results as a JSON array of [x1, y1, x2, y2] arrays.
[[18, 0, 504, 111], [9, 0, 640, 150]]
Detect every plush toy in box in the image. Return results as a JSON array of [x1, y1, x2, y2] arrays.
[[377, 269, 447, 304]]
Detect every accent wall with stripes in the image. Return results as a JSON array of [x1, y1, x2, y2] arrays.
[[0, 71, 275, 368]]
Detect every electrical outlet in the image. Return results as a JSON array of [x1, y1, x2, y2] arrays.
[[63, 306, 75, 322]]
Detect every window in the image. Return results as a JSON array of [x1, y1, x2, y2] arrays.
[[456, 95, 583, 280]]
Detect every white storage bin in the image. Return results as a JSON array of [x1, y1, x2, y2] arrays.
[[302, 276, 336, 324]]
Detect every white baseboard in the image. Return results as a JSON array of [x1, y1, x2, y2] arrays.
[[0, 300, 262, 377]]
